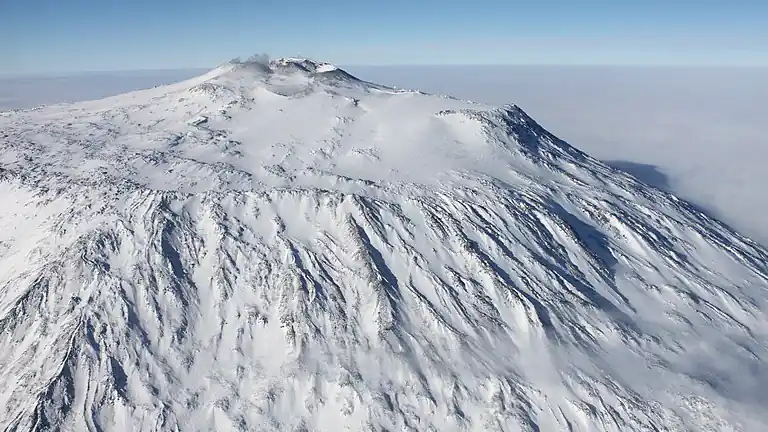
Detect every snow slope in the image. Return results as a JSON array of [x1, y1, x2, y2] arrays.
[[1, 58, 767, 431]]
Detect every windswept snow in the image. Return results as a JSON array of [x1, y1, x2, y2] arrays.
[[1, 57, 768, 432]]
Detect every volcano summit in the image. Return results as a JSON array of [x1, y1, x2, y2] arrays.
[[1, 58, 767, 431]]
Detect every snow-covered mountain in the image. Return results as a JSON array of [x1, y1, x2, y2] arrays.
[[1, 57, 767, 432]]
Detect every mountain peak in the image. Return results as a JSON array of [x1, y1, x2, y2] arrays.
[[213, 55, 362, 86], [270, 57, 340, 73]]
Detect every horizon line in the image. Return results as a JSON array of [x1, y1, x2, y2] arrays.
[[3, 63, 768, 78]]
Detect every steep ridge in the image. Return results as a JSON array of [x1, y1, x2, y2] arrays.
[[1, 58, 767, 431]]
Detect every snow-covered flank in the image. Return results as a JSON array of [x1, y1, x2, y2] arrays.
[[1, 58, 767, 432]]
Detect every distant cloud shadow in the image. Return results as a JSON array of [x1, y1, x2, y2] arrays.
[[601, 160, 749, 244], [602, 160, 670, 191]]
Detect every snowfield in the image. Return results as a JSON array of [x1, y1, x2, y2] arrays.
[[1, 58, 767, 431]]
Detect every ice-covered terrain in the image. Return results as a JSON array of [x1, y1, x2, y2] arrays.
[[7, 66, 767, 247], [1, 57, 767, 431]]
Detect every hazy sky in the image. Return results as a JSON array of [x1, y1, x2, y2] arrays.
[[2, 0, 767, 73]]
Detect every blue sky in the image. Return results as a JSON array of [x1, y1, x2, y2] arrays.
[[2, 0, 767, 73]]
